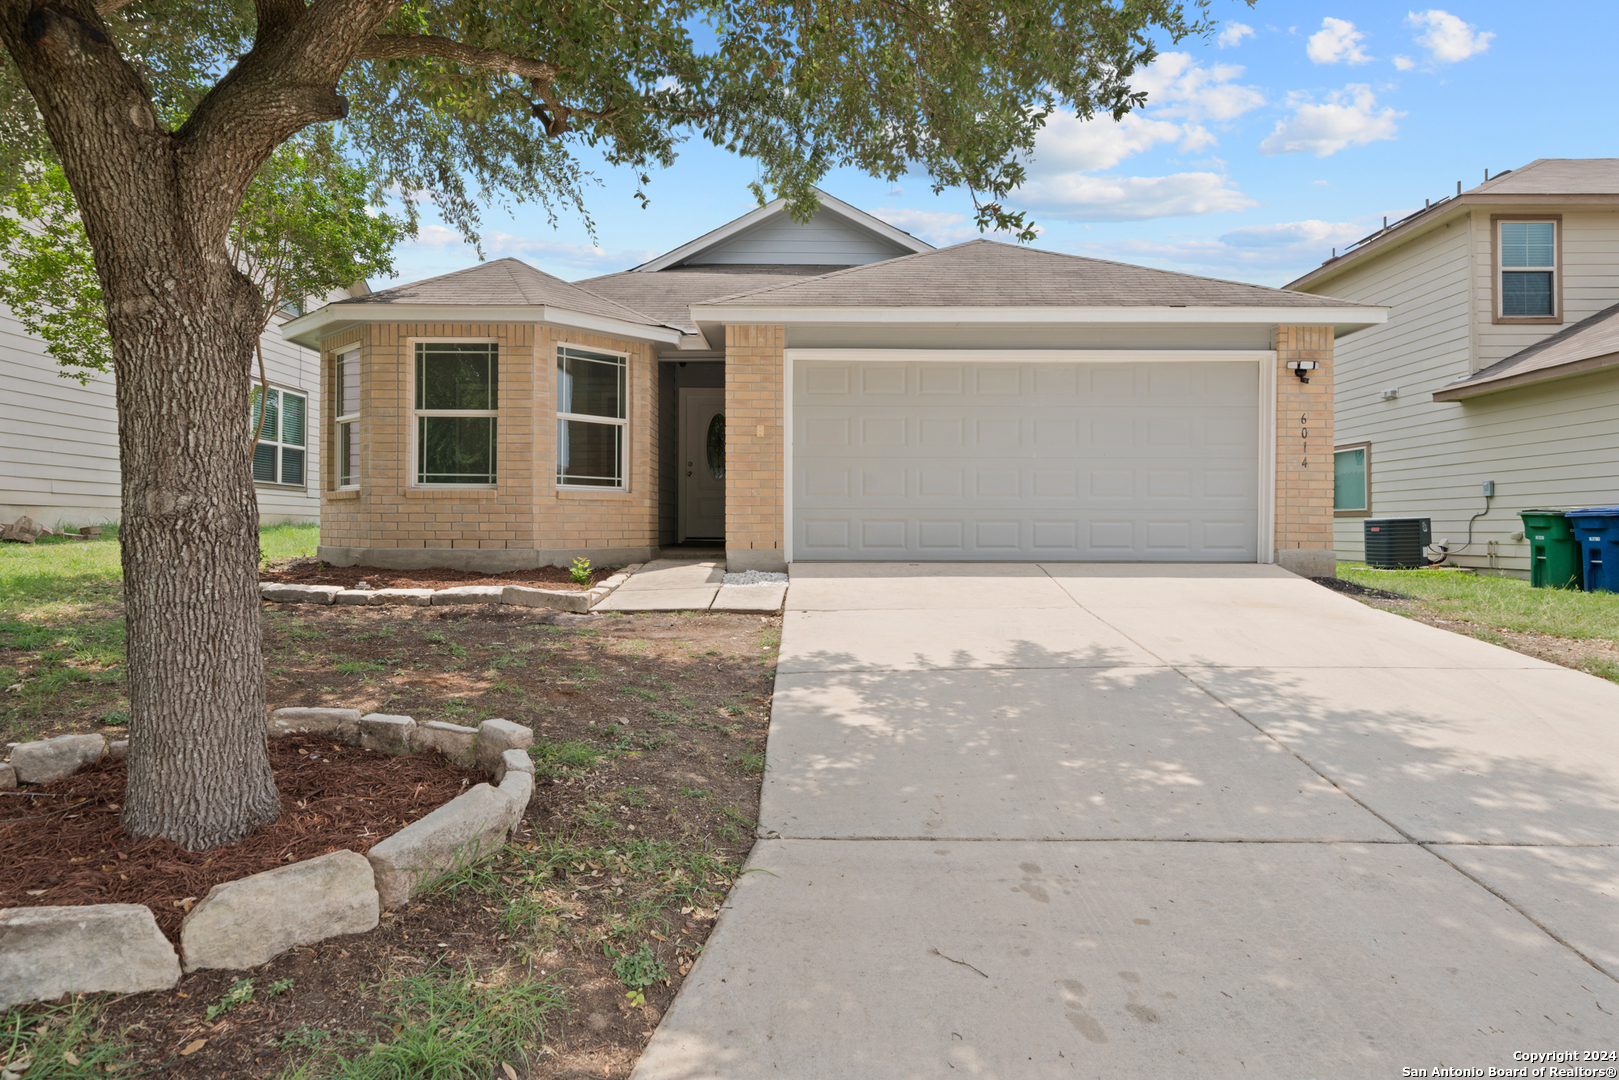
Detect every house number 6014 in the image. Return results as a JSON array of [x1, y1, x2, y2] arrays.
[[1300, 413, 1309, 468]]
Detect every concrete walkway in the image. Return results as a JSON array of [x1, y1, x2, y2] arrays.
[[594, 559, 787, 614], [633, 564, 1619, 1078]]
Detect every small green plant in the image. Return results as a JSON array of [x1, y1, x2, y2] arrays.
[[280, 1022, 330, 1051], [334, 659, 384, 675], [737, 749, 768, 775], [267, 977, 295, 998], [206, 978, 256, 1021], [607, 941, 668, 1006], [570, 556, 592, 585], [0, 998, 135, 1077], [101, 706, 128, 726]]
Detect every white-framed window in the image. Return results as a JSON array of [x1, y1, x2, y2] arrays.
[[1334, 443, 1370, 516], [414, 341, 498, 486], [250, 386, 307, 486], [334, 347, 360, 489], [556, 345, 627, 489], [1498, 219, 1557, 319]]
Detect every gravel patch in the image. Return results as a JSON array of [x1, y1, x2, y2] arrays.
[[722, 571, 789, 586]]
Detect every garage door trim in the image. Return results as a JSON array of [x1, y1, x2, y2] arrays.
[[782, 348, 1278, 564]]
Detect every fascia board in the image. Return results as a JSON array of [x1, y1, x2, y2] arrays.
[[1431, 351, 1619, 401], [281, 304, 682, 349], [809, 191, 934, 253], [690, 304, 1388, 329]]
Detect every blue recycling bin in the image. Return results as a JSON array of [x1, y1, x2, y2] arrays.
[[1567, 507, 1619, 593]]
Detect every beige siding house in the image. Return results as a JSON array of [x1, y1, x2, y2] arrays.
[[0, 295, 356, 528], [1289, 159, 1619, 575], [284, 191, 1384, 575]]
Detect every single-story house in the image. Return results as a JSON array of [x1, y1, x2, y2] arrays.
[[1287, 158, 1619, 575], [283, 191, 1386, 574]]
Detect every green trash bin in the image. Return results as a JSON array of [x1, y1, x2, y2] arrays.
[[1519, 510, 1584, 589]]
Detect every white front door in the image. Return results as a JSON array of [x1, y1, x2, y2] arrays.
[[679, 388, 726, 542]]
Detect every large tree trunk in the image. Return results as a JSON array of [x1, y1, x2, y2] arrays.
[[113, 256, 282, 849]]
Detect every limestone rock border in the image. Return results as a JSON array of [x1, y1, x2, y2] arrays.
[[258, 564, 640, 612], [1, 710, 536, 1010]]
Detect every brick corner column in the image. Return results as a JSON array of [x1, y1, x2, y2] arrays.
[[723, 325, 787, 572], [1273, 325, 1337, 578]]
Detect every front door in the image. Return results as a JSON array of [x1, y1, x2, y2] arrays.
[[679, 388, 726, 542]]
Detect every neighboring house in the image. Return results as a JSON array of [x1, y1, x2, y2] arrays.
[[283, 190, 1384, 574], [1287, 158, 1619, 576], [0, 292, 361, 528]]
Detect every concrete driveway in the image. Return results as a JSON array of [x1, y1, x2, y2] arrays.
[[632, 564, 1619, 1078]]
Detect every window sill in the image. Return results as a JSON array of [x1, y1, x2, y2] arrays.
[[327, 489, 361, 501], [255, 482, 309, 492], [1492, 315, 1561, 326], [1334, 509, 1372, 518]]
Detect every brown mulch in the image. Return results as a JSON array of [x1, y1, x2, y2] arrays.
[[0, 734, 485, 940], [1311, 574, 1409, 601], [259, 557, 618, 592]]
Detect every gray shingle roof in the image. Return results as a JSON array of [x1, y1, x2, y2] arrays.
[[704, 239, 1367, 308], [1438, 302, 1619, 396], [576, 265, 851, 333], [1473, 158, 1619, 195], [336, 257, 663, 327]]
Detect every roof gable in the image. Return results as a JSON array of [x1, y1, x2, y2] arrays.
[[635, 190, 931, 272], [336, 258, 659, 326], [703, 239, 1370, 309]]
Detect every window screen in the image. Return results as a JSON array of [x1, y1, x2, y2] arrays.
[[414, 343, 497, 485], [1334, 447, 1367, 512], [557, 347, 627, 488], [1500, 221, 1556, 318]]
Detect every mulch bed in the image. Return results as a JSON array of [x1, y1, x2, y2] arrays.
[[259, 557, 618, 592], [0, 735, 485, 940], [1311, 574, 1409, 601]]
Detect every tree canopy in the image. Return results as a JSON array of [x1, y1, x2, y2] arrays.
[[4, 0, 1219, 247]]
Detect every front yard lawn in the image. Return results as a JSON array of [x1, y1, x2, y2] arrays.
[[1334, 563, 1619, 684], [1, 527, 777, 1079]]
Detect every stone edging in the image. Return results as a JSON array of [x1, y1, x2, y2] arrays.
[[0, 709, 537, 1010], [259, 564, 641, 613]]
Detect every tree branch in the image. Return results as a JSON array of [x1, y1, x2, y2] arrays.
[[356, 34, 558, 84]]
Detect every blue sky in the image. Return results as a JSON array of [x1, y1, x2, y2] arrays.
[[383, 1, 1612, 290]]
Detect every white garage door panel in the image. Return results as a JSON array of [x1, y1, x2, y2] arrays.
[[793, 360, 1260, 562]]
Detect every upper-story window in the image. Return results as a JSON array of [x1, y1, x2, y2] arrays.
[[250, 386, 306, 486], [414, 342, 498, 485], [1498, 219, 1558, 320], [334, 347, 360, 489], [556, 346, 627, 489]]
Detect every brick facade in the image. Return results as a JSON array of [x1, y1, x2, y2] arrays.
[[722, 325, 787, 571], [314, 322, 659, 570], [1273, 325, 1337, 576]]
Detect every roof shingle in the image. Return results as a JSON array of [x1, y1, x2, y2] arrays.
[[1438, 301, 1619, 396], [335, 257, 663, 327], [576, 265, 851, 333], [704, 240, 1367, 308]]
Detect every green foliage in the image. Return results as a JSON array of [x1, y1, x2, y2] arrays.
[[528, 739, 603, 779], [316, 965, 562, 1080], [569, 557, 592, 586], [206, 978, 257, 1021], [1, 998, 135, 1078], [0, 144, 405, 385], [0, 166, 108, 382], [606, 941, 668, 994]]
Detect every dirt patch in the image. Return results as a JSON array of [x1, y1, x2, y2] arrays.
[[259, 557, 619, 592], [16, 606, 778, 1078], [0, 735, 484, 939]]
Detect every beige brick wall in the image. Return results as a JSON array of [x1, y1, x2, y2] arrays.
[[724, 325, 786, 570], [1273, 325, 1336, 574], [314, 322, 658, 566]]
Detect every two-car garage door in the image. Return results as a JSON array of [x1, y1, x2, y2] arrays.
[[791, 358, 1261, 562]]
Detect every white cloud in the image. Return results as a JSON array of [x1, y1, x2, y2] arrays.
[[1313, 179, 1332, 186], [1259, 85, 1402, 157], [1031, 111, 1186, 175], [1407, 9, 1494, 63], [1084, 218, 1370, 283], [1015, 172, 1257, 222], [1217, 21, 1255, 48], [1393, 54, 1417, 71], [1130, 52, 1266, 122], [1307, 17, 1373, 65]]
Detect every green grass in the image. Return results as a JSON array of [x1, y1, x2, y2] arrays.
[[527, 738, 604, 780], [285, 964, 562, 1080], [1339, 563, 1619, 640], [1, 997, 136, 1078], [259, 522, 320, 563]]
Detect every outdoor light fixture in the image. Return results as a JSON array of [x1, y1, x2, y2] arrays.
[[1286, 360, 1320, 383]]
